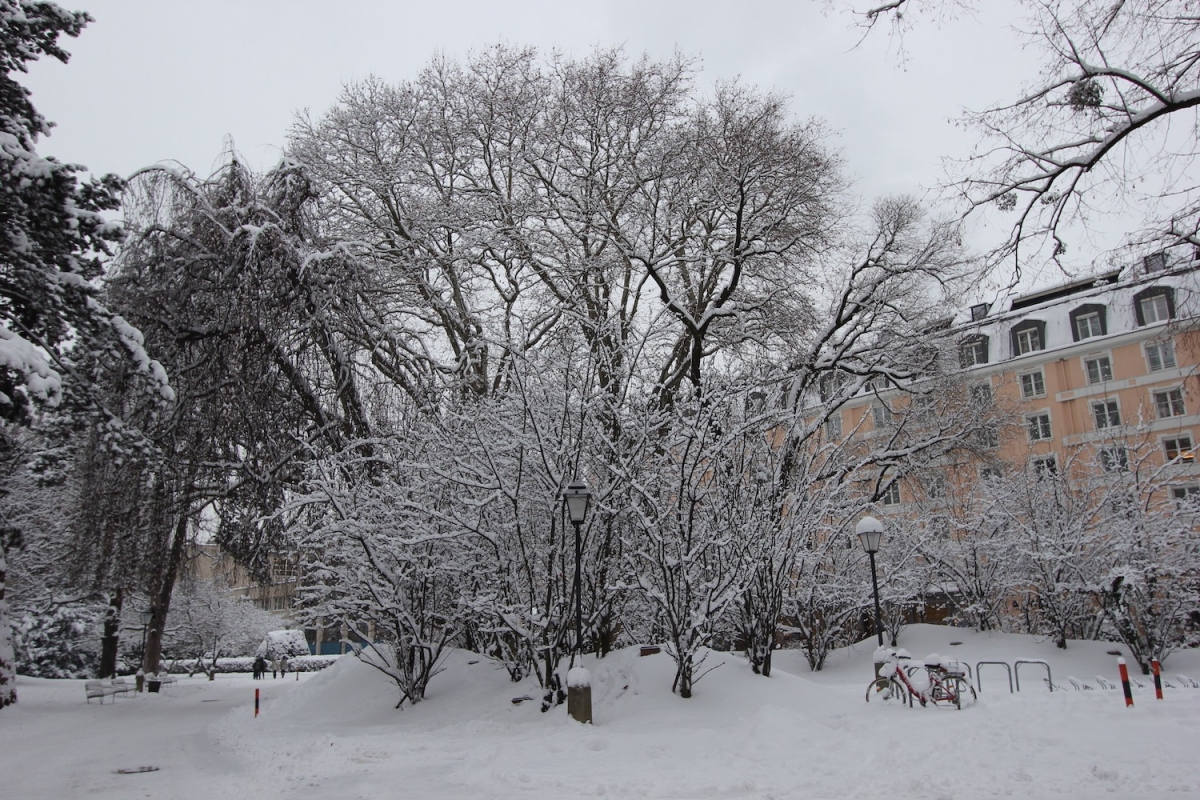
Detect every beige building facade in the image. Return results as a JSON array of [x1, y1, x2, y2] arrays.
[[832, 253, 1200, 507]]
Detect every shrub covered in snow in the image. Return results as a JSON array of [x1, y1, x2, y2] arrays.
[[255, 629, 310, 660], [13, 604, 103, 678], [171, 654, 338, 675]]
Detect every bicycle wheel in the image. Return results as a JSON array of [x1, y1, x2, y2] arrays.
[[866, 676, 907, 704], [950, 676, 977, 709], [927, 675, 953, 706]]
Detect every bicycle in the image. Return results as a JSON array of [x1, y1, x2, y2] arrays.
[[866, 651, 976, 709]]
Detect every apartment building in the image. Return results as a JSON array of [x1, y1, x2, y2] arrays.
[[188, 544, 299, 614], [831, 251, 1200, 507]]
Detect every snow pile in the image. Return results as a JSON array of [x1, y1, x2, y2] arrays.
[[4, 627, 1200, 799]]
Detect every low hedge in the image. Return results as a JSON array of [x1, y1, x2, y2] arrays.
[[166, 654, 341, 675]]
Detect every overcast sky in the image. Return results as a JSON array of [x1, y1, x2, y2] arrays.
[[26, 1, 1099, 290]]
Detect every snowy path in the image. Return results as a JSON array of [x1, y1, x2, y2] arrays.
[[0, 674, 300, 799], [3, 627, 1200, 800]]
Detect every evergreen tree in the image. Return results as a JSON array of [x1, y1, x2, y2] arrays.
[[0, 1, 138, 711]]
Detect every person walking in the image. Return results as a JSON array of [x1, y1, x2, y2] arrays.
[[271, 657, 279, 679], [280, 655, 289, 677]]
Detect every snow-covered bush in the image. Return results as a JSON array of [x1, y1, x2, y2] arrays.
[[171, 654, 338, 674], [255, 629, 310, 660], [12, 604, 103, 678]]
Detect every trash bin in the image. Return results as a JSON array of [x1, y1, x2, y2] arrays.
[[147, 678, 161, 693]]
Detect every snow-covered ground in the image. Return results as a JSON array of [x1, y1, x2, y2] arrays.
[[3, 625, 1199, 799]]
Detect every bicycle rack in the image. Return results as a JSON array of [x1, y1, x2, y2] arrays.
[[1014, 659, 1053, 692], [975, 660, 1013, 693]]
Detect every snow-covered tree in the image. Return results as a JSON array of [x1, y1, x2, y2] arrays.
[[106, 155, 379, 676], [292, 434, 467, 708], [165, 577, 282, 672], [852, 0, 1200, 271], [0, 2, 168, 710]]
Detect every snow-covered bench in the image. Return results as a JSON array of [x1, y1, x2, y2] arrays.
[[85, 680, 120, 703], [146, 673, 178, 692], [85, 677, 136, 703]]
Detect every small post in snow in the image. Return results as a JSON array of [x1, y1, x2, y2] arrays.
[[567, 666, 592, 724], [1117, 658, 1134, 707], [1151, 660, 1163, 700], [255, 687, 260, 718]]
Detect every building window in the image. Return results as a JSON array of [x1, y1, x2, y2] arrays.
[[1012, 323, 1044, 356], [973, 423, 1000, 449], [1027, 411, 1053, 441], [1084, 355, 1113, 384], [970, 383, 993, 407], [1171, 485, 1199, 506], [1154, 388, 1186, 419], [1145, 339, 1177, 372], [922, 473, 946, 500], [1134, 287, 1174, 326], [881, 482, 901, 506], [818, 371, 849, 402], [980, 465, 1002, 481], [1163, 435, 1194, 462], [1091, 398, 1121, 429], [959, 335, 989, 367], [1100, 445, 1129, 472], [1020, 370, 1046, 399], [1070, 304, 1107, 341], [1144, 251, 1168, 273], [1031, 455, 1058, 477], [872, 404, 893, 430], [824, 414, 842, 439]]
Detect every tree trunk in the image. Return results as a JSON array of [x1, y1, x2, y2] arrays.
[[0, 547, 15, 709], [99, 588, 124, 678], [143, 512, 190, 675]]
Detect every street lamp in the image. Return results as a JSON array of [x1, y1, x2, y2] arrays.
[[137, 610, 153, 691], [562, 480, 591, 657], [856, 516, 885, 647], [139, 609, 152, 653], [562, 480, 592, 724]]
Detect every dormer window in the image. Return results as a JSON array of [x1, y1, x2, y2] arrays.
[[958, 335, 989, 367], [1133, 287, 1174, 326], [1011, 320, 1046, 357], [1069, 303, 1107, 341], [1143, 251, 1167, 273], [818, 370, 849, 402]]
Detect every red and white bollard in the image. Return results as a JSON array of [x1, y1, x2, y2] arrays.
[[255, 687, 260, 718], [1151, 659, 1163, 700], [1117, 657, 1134, 707]]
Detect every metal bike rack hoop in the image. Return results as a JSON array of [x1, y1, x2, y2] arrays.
[[1014, 658, 1053, 692], [975, 660, 1013, 693]]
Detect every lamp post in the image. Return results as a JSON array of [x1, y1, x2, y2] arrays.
[[856, 516, 885, 648], [562, 480, 592, 724], [137, 610, 152, 691]]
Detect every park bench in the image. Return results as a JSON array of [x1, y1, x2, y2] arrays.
[[145, 673, 178, 692], [85, 680, 119, 703], [85, 677, 136, 703]]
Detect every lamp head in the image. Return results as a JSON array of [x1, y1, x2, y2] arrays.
[[563, 480, 591, 524], [856, 515, 884, 554]]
